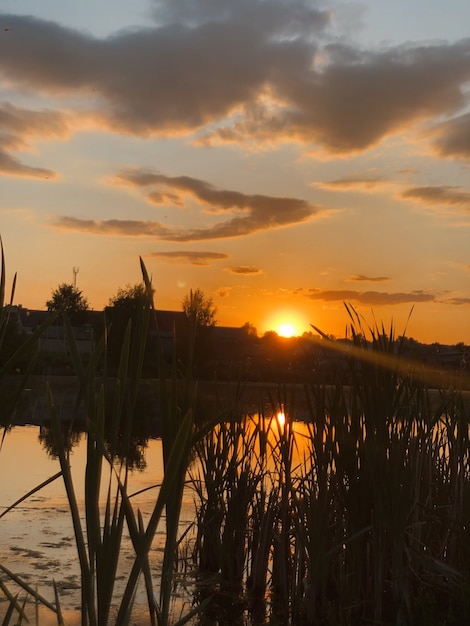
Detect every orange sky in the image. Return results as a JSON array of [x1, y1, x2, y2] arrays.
[[1, 0, 470, 343]]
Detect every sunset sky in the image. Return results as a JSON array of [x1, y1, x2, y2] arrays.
[[1, 0, 470, 342]]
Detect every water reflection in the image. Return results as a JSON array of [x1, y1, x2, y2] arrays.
[[0, 425, 170, 625], [38, 421, 82, 457], [3, 396, 469, 626], [0, 413, 312, 625], [37, 420, 151, 471]]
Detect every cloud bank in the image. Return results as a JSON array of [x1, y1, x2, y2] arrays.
[[1, 2, 469, 174]]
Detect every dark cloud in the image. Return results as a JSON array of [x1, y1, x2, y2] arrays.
[[226, 265, 262, 274], [0, 103, 67, 177], [303, 288, 435, 305], [314, 176, 388, 191], [432, 112, 470, 158], [147, 250, 228, 265], [152, 0, 330, 36], [54, 216, 173, 237], [401, 186, 470, 210], [0, 9, 469, 155], [113, 169, 317, 239], [440, 297, 470, 305], [201, 40, 470, 153], [348, 275, 391, 282], [0, 150, 55, 178]]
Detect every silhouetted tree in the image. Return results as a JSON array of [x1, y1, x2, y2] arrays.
[[46, 283, 89, 324], [182, 288, 217, 327], [106, 283, 155, 373], [108, 283, 154, 314], [242, 321, 258, 337]]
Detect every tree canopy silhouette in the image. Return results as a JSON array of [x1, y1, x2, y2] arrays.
[[108, 283, 154, 314], [105, 283, 155, 371], [46, 283, 89, 324], [182, 288, 217, 327]]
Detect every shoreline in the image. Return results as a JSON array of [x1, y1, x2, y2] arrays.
[[3, 374, 470, 428]]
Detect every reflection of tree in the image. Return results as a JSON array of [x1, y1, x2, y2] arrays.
[[39, 422, 82, 458], [106, 434, 148, 472], [39, 422, 149, 471]]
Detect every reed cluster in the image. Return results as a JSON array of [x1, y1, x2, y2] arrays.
[[187, 311, 470, 625]]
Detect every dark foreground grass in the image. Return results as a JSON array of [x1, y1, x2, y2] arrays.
[[187, 310, 470, 626]]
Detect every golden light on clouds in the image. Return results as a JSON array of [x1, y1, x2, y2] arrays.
[[2, 1, 470, 344]]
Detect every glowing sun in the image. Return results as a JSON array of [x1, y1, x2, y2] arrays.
[[277, 322, 297, 338]]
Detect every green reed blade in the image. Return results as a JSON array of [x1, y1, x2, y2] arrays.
[[115, 409, 194, 626], [53, 579, 65, 626], [48, 384, 95, 626], [0, 580, 28, 624], [0, 598, 16, 626], [0, 471, 63, 519], [0, 563, 57, 614]]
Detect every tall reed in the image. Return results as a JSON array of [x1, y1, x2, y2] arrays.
[[0, 239, 61, 623], [0, 237, 57, 431]]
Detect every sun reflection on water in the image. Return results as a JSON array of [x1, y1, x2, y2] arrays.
[[276, 410, 286, 428]]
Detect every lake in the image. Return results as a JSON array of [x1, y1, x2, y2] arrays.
[[0, 410, 312, 626], [3, 377, 469, 626], [0, 424, 197, 625]]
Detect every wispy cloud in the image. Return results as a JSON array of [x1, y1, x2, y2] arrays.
[[109, 169, 318, 240], [348, 274, 391, 282], [0, 7, 469, 158], [54, 217, 173, 237], [0, 103, 68, 177], [0, 151, 55, 178], [146, 250, 228, 265], [401, 186, 470, 210], [302, 288, 435, 305], [226, 265, 262, 275], [440, 297, 470, 305], [314, 176, 389, 192], [432, 112, 470, 159], [54, 169, 317, 240]]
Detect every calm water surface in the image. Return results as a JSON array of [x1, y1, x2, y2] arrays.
[[0, 425, 195, 625], [0, 416, 313, 625]]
